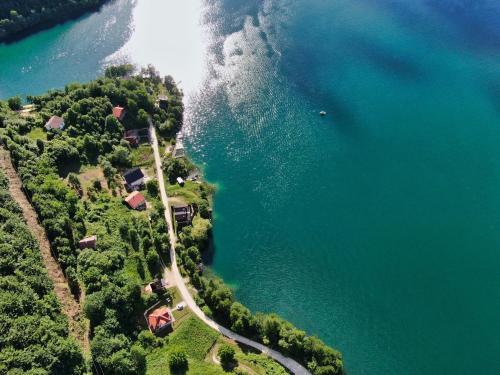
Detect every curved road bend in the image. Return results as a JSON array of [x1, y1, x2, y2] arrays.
[[149, 125, 310, 375]]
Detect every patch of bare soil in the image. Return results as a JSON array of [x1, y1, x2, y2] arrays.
[[0, 148, 89, 353]]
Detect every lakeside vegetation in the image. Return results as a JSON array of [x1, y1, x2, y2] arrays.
[[0, 0, 109, 42], [0, 65, 343, 374], [0, 66, 182, 374], [0, 169, 86, 374]]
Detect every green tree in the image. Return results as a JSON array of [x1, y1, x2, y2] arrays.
[[105, 64, 135, 78], [162, 156, 191, 182], [146, 179, 159, 197], [108, 145, 132, 168], [262, 315, 282, 347], [8, 96, 22, 110], [230, 302, 254, 335], [137, 109, 149, 128], [191, 216, 212, 246], [218, 344, 236, 369], [67, 172, 81, 191], [168, 347, 188, 374]]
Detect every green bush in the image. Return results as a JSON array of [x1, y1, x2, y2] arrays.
[[217, 344, 236, 368], [7, 96, 22, 110], [168, 347, 188, 373]]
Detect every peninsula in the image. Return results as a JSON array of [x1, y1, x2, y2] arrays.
[[0, 65, 343, 375]]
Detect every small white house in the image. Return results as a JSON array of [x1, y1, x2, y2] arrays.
[[44, 116, 65, 131]]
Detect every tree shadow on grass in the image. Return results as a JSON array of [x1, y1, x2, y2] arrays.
[[170, 366, 188, 375], [58, 160, 81, 178], [221, 359, 239, 372]]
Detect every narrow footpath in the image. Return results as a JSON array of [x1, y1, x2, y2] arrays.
[[0, 148, 89, 353], [149, 125, 310, 375]]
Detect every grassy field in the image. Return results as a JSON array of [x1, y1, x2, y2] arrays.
[[26, 127, 46, 141], [77, 165, 108, 195], [146, 316, 224, 375], [131, 144, 155, 168], [145, 314, 289, 375], [166, 180, 213, 206]]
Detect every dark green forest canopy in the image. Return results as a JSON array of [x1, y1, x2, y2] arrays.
[[0, 0, 109, 41], [0, 169, 85, 374], [0, 66, 182, 374]]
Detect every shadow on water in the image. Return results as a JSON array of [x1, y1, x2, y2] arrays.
[[319, 92, 361, 138], [347, 34, 426, 81], [485, 80, 500, 114], [201, 232, 216, 266], [426, 0, 500, 52], [375, 0, 500, 52]]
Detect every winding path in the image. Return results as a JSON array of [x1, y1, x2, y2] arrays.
[[0, 148, 89, 353], [149, 125, 310, 375]]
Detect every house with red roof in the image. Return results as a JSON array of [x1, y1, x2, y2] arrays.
[[112, 106, 127, 121], [125, 191, 146, 210], [44, 115, 65, 131], [145, 305, 174, 334]]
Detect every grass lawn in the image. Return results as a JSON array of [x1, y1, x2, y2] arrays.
[[145, 314, 289, 375], [166, 180, 212, 206], [26, 127, 46, 141], [131, 144, 155, 168], [78, 165, 107, 194], [146, 316, 224, 375]]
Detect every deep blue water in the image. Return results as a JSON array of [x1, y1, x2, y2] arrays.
[[1, 1, 500, 374]]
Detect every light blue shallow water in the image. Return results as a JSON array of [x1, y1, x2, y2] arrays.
[[1, 1, 500, 374]]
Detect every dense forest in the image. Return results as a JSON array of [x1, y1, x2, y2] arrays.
[[0, 0, 108, 41], [0, 65, 182, 374], [0, 169, 86, 374]]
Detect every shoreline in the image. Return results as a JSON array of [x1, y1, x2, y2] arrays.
[[0, 1, 109, 44], [150, 123, 312, 374]]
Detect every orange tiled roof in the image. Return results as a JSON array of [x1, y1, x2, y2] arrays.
[[112, 106, 126, 120], [125, 191, 145, 209], [147, 307, 172, 331]]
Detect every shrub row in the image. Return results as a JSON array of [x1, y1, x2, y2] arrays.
[[0, 169, 86, 374]]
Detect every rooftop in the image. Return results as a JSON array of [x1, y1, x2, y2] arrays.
[[79, 235, 97, 249], [147, 306, 173, 332], [45, 115, 64, 129], [123, 167, 144, 185], [112, 106, 126, 120], [125, 191, 146, 209]]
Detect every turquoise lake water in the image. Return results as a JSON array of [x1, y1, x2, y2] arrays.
[[1, 1, 499, 374]]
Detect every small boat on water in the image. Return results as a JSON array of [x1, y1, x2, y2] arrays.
[[320, 111, 327, 116]]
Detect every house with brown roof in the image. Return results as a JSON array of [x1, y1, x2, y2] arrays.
[[172, 204, 194, 227], [145, 305, 174, 335], [125, 191, 146, 210], [44, 115, 65, 131], [79, 235, 97, 249], [144, 279, 167, 294], [123, 129, 139, 146], [112, 106, 127, 121]]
